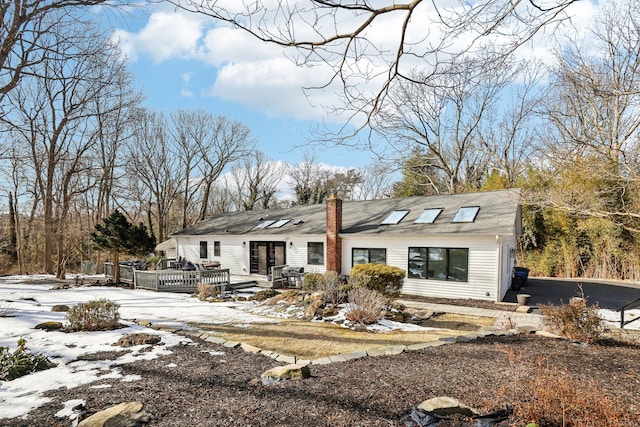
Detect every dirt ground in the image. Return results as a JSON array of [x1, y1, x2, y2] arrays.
[[3, 333, 639, 427]]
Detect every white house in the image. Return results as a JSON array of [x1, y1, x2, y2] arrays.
[[171, 189, 522, 302]]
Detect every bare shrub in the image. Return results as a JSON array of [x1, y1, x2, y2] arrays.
[[539, 288, 605, 343], [495, 315, 517, 330], [495, 346, 635, 426], [316, 271, 345, 306], [197, 282, 216, 301], [66, 299, 120, 331], [345, 287, 386, 325], [0, 300, 15, 317]]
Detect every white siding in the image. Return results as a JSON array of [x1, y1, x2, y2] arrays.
[[174, 234, 327, 276], [499, 234, 517, 300], [289, 235, 327, 274], [342, 234, 502, 301]]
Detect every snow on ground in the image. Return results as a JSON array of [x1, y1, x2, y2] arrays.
[[0, 274, 637, 421], [599, 307, 640, 330], [0, 274, 282, 421]]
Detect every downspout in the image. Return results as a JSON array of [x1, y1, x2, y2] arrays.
[[496, 235, 502, 302]]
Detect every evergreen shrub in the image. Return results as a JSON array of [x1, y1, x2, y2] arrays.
[[348, 263, 405, 297], [302, 273, 323, 291], [0, 338, 56, 381], [66, 298, 121, 331]]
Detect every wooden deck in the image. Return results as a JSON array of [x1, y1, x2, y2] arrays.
[[104, 262, 231, 293]]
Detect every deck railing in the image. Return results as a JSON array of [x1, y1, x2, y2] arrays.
[[104, 262, 135, 284], [618, 296, 640, 328], [133, 268, 231, 293], [104, 262, 231, 293]]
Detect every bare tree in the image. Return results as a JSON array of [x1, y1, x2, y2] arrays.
[[91, 74, 144, 224], [1, 22, 139, 277], [169, 0, 575, 134], [230, 151, 285, 210], [478, 64, 543, 187], [0, 0, 128, 104], [126, 110, 182, 243], [538, 0, 640, 228], [170, 109, 208, 229], [374, 57, 519, 194], [289, 153, 331, 205], [355, 161, 394, 200], [196, 115, 256, 220]]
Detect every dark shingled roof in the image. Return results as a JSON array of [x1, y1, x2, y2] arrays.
[[172, 189, 521, 237]]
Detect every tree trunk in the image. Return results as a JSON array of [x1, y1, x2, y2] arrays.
[[113, 250, 120, 284]]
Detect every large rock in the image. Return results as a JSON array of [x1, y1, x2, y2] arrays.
[[51, 304, 70, 312], [417, 396, 478, 416], [114, 333, 161, 348], [34, 321, 64, 331], [261, 364, 310, 385], [78, 402, 150, 427], [304, 299, 324, 319]]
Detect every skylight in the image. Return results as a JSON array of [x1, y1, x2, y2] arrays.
[[255, 220, 276, 229], [268, 219, 290, 228], [381, 210, 409, 225], [414, 208, 443, 224], [452, 206, 480, 223]]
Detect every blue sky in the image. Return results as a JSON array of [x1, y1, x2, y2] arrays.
[[107, 1, 600, 170], [108, 5, 374, 169]]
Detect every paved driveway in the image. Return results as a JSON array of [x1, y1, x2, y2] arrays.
[[503, 277, 640, 310]]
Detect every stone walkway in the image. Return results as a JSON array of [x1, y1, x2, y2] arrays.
[[397, 299, 543, 329], [142, 300, 546, 367]]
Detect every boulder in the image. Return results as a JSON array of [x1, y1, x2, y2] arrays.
[[78, 402, 150, 427], [322, 307, 339, 317], [114, 333, 161, 348], [261, 364, 311, 385], [417, 396, 478, 416], [34, 321, 64, 331], [51, 304, 70, 312], [304, 299, 324, 319]]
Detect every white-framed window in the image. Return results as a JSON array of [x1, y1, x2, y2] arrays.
[[307, 242, 324, 265], [408, 247, 468, 282], [199, 241, 208, 259], [352, 248, 386, 266]]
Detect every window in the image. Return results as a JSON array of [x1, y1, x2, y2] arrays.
[[199, 241, 208, 259], [255, 220, 276, 229], [408, 247, 468, 282], [381, 210, 409, 225], [213, 241, 221, 257], [452, 206, 480, 223], [307, 242, 324, 265], [268, 219, 290, 228], [352, 248, 387, 266], [414, 208, 443, 224]]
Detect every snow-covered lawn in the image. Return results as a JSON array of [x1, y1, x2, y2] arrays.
[[0, 275, 281, 421], [0, 274, 637, 422]]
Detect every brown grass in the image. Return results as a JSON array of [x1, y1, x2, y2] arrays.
[[193, 313, 493, 359], [494, 345, 636, 426]]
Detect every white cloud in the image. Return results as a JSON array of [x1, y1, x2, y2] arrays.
[[208, 57, 334, 119], [181, 72, 194, 84], [114, 11, 204, 63], [113, 1, 609, 122]]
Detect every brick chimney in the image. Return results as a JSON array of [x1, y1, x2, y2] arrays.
[[326, 193, 342, 274]]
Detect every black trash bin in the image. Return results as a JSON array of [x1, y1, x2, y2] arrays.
[[511, 274, 524, 291], [513, 266, 530, 286]]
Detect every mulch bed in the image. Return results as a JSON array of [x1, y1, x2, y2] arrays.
[[4, 333, 639, 426]]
